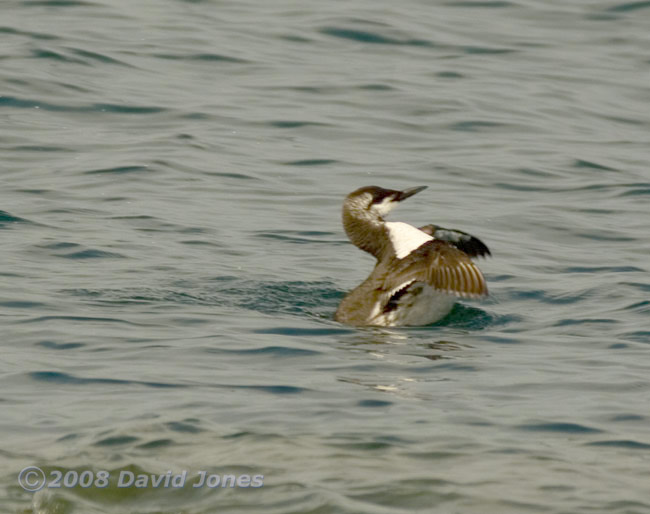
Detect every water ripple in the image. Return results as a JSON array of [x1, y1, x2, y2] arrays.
[[586, 439, 650, 450], [321, 27, 435, 47], [607, 1, 650, 12], [84, 165, 151, 175], [518, 422, 604, 434], [0, 95, 166, 114], [152, 52, 248, 63], [0, 26, 58, 40], [0, 210, 30, 227], [29, 371, 185, 388]]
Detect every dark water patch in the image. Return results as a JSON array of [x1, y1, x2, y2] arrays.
[[208, 275, 240, 282], [40, 242, 80, 250], [5, 77, 90, 94], [254, 327, 353, 337], [29, 371, 186, 389], [223, 431, 254, 439], [0, 300, 46, 308], [482, 334, 520, 344], [329, 441, 394, 451], [283, 159, 338, 166], [10, 145, 73, 152], [137, 439, 174, 449], [518, 167, 559, 178], [565, 265, 643, 273], [84, 165, 150, 175], [236, 281, 343, 319], [23, 0, 100, 6], [494, 182, 550, 192], [267, 120, 328, 128], [462, 46, 514, 55], [518, 422, 603, 434], [508, 286, 588, 305], [566, 181, 649, 193], [599, 113, 646, 126], [207, 345, 322, 357], [624, 331, 650, 343], [31, 48, 86, 64], [166, 420, 203, 434], [63, 287, 211, 306], [152, 53, 247, 63], [448, 120, 510, 132], [36, 241, 127, 259], [358, 83, 394, 90], [427, 361, 479, 372], [622, 300, 650, 312], [610, 414, 645, 422], [21, 315, 143, 325], [574, 230, 636, 242], [201, 170, 257, 180], [283, 85, 338, 94], [69, 48, 132, 66], [63, 249, 126, 259], [231, 384, 307, 395], [94, 103, 166, 114], [0, 26, 59, 40], [350, 480, 461, 508], [554, 318, 617, 327], [0, 95, 166, 114], [279, 34, 313, 43], [111, 215, 157, 221], [539, 484, 575, 492], [358, 399, 392, 408], [434, 303, 499, 330], [489, 274, 516, 282], [36, 341, 85, 350], [619, 185, 650, 197], [321, 27, 434, 47], [405, 450, 462, 460], [94, 435, 140, 447], [586, 439, 650, 450], [585, 12, 620, 20], [255, 231, 339, 244], [573, 159, 618, 172], [436, 71, 464, 79], [57, 433, 80, 442], [180, 239, 223, 247], [622, 281, 650, 293], [446, 1, 514, 6], [0, 210, 30, 227], [607, 0, 650, 12]]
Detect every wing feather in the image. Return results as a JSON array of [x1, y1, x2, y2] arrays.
[[380, 240, 488, 299]]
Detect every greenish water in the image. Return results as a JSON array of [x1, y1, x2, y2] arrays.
[[1, 0, 649, 513]]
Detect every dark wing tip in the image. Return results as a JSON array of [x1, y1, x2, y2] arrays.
[[455, 236, 491, 259], [419, 225, 491, 259]]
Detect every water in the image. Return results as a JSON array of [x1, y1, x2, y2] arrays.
[[1, 0, 649, 512]]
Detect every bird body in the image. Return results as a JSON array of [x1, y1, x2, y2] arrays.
[[335, 185, 490, 327]]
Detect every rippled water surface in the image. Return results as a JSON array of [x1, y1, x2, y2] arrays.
[[2, 0, 649, 512]]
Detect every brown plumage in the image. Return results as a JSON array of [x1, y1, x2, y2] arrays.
[[335, 185, 490, 326]]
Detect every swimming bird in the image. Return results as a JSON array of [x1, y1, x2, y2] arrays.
[[334, 185, 490, 326]]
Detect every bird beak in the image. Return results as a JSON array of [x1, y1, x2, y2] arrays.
[[396, 186, 427, 201]]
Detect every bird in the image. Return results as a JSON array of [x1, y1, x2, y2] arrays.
[[334, 185, 490, 326]]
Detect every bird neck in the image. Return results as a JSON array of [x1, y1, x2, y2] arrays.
[[342, 204, 387, 259]]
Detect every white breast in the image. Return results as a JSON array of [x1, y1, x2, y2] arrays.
[[385, 222, 433, 259], [371, 284, 456, 327]]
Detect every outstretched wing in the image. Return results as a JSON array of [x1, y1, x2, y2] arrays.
[[418, 224, 491, 258], [383, 240, 488, 299]]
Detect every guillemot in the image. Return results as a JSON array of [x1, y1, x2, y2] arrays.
[[334, 185, 490, 327]]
